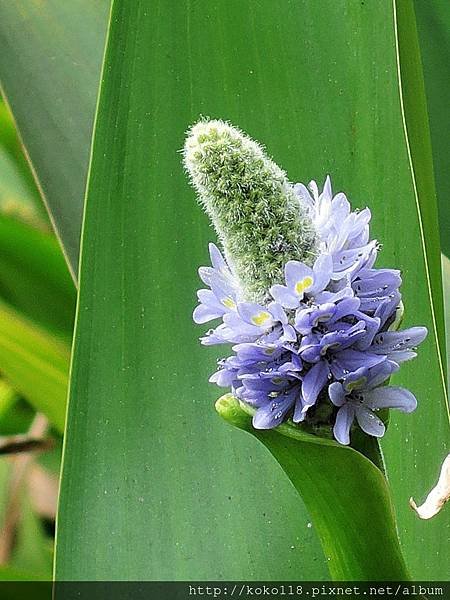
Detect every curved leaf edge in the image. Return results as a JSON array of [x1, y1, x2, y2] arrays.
[[216, 393, 410, 581]]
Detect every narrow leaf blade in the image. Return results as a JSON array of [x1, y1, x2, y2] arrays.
[[0, 301, 69, 432], [0, 0, 110, 275]]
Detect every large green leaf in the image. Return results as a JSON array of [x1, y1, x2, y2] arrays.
[[414, 0, 450, 256], [379, 1, 450, 578], [0, 301, 69, 432], [0, 0, 110, 276], [394, 0, 446, 364], [55, 0, 448, 580]]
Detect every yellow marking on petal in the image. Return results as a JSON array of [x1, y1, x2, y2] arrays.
[[295, 276, 314, 295], [346, 377, 367, 392], [251, 311, 271, 327], [222, 297, 236, 309]]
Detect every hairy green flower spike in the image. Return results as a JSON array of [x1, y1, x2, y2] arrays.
[[183, 119, 318, 302]]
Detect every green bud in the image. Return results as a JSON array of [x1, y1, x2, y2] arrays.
[[215, 394, 253, 433], [183, 120, 317, 302]]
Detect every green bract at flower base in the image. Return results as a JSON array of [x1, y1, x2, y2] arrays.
[[215, 393, 410, 581], [183, 120, 317, 303]]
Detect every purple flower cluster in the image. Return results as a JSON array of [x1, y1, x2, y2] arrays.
[[193, 177, 427, 445]]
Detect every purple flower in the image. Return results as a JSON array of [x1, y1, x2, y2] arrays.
[[209, 356, 256, 388], [210, 301, 294, 345], [297, 327, 386, 416], [329, 363, 417, 445], [193, 176, 428, 445], [294, 177, 378, 280], [238, 362, 304, 429], [330, 240, 378, 281], [294, 297, 360, 335], [370, 326, 428, 365], [233, 341, 285, 364], [352, 268, 402, 302], [270, 254, 333, 309], [250, 385, 301, 429], [193, 243, 240, 324], [351, 268, 402, 328]]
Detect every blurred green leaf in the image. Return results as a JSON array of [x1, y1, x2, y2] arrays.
[[0, 381, 17, 422], [0, 401, 35, 437], [55, 0, 448, 580], [0, 102, 19, 158], [10, 494, 52, 579], [0, 423, 52, 587], [0, 0, 110, 276], [37, 437, 62, 478], [0, 459, 12, 521], [0, 301, 69, 432], [0, 101, 43, 215], [0, 214, 75, 337], [0, 147, 46, 230]]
